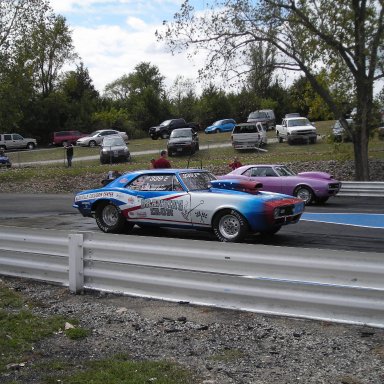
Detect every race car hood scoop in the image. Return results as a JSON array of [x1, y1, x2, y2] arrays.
[[210, 179, 263, 194]]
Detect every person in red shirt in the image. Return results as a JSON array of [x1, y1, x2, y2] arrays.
[[228, 157, 242, 170], [153, 150, 171, 169]]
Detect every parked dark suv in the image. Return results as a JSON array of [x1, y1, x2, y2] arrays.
[[167, 128, 199, 156], [149, 118, 200, 140]]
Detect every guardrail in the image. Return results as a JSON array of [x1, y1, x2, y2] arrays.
[[0, 226, 383, 328], [338, 181, 384, 197]]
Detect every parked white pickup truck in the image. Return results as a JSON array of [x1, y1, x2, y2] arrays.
[[0, 133, 37, 150], [231, 122, 267, 150], [276, 117, 317, 144]]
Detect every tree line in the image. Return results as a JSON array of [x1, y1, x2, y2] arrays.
[[0, 0, 336, 144], [1, 0, 383, 180]]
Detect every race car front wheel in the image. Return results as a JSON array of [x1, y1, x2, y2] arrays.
[[294, 186, 314, 205], [213, 209, 248, 242], [95, 202, 133, 233]]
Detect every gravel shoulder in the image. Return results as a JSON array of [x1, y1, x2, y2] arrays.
[[1, 276, 384, 384], [1, 159, 383, 194]]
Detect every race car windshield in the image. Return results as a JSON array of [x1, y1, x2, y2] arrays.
[[179, 172, 217, 191]]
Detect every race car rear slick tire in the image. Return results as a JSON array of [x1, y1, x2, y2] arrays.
[[213, 209, 248, 242], [95, 202, 132, 233], [294, 186, 314, 205]]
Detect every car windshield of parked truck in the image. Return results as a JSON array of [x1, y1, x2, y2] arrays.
[[287, 118, 311, 127], [160, 120, 173, 126], [274, 166, 296, 177], [179, 171, 216, 191], [170, 129, 191, 138], [249, 112, 267, 119], [102, 136, 125, 146]]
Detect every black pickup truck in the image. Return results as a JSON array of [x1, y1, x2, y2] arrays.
[[149, 118, 200, 140]]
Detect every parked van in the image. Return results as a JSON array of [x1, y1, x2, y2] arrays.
[[247, 109, 276, 130], [231, 122, 267, 150]]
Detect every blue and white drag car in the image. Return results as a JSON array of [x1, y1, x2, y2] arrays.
[[74, 169, 305, 242]]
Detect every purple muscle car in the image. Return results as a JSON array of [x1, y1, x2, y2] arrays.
[[219, 164, 341, 205]]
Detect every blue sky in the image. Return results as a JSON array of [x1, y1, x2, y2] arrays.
[[50, 0, 208, 94]]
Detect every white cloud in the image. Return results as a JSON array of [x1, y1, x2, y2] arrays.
[[69, 22, 203, 94], [50, 1, 211, 94], [126, 16, 147, 30]]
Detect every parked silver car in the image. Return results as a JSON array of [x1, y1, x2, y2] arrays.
[[99, 135, 131, 164], [76, 129, 128, 147], [332, 119, 353, 142]]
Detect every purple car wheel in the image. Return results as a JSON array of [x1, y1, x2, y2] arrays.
[[294, 186, 314, 205]]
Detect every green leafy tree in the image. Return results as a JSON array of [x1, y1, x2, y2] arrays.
[[159, 0, 384, 180], [59, 62, 99, 132], [195, 84, 233, 127], [168, 75, 198, 121], [289, 73, 333, 121], [0, 0, 50, 57], [0, 0, 51, 131], [25, 14, 77, 97], [246, 42, 277, 99], [227, 88, 257, 123], [104, 62, 171, 131]]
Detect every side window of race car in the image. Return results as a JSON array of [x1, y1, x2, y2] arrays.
[[242, 168, 260, 177], [251, 168, 265, 177], [126, 174, 174, 191], [128, 175, 147, 190], [172, 176, 184, 191]]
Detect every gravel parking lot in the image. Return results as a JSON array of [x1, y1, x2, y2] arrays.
[[1, 276, 384, 384]]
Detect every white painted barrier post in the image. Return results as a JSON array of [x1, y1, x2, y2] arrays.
[[68, 233, 84, 293]]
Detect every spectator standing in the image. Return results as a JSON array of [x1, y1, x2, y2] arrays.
[[64, 142, 74, 167], [228, 157, 242, 170], [150, 158, 156, 168], [153, 150, 171, 169]]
